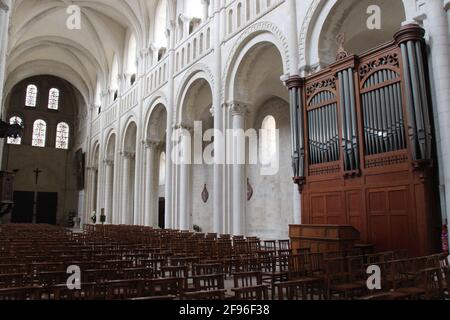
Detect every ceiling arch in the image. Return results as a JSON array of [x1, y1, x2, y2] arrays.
[[5, 0, 164, 107]]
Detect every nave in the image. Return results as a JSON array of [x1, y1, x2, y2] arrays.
[[0, 224, 449, 301]]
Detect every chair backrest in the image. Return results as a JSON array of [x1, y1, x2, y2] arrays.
[[194, 263, 223, 276], [182, 289, 226, 300], [233, 271, 262, 288], [192, 274, 225, 291], [234, 286, 268, 300]]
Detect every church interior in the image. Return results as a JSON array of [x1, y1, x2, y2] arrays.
[[0, 0, 449, 301]]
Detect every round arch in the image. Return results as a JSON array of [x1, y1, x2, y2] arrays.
[[175, 65, 214, 125], [300, 0, 406, 69], [223, 21, 290, 102]]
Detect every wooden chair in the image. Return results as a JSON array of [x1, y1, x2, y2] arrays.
[[275, 254, 324, 300], [325, 258, 366, 300], [130, 295, 177, 301], [233, 285, 269, 300], [0, 286, 37, 300], [192, 274, 225, 291], [194, 263, 223, 276], [181, 289, 227, 300], [143, 277, 184, 297]]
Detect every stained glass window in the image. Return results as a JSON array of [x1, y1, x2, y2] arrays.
[[48, 88, 60, 110], [25, 84, 38, 107], [32, 119, 47, 147], [56, 122, 70, 150], [7, 116, 23, 145]]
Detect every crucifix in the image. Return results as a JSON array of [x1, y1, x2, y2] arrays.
[[34, 168, 42, 185]]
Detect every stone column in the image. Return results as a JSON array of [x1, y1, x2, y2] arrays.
[[212, 0, 224, 234], [426, 0, 450, 234], [202, 0, 210, 21], [144, 141, 159, 226], [91, 166, 99, 222], [229, 103, 248, 236], [121, 152, 135, 225], [103, 160, 114, 224], [178, 127, 192, 231]]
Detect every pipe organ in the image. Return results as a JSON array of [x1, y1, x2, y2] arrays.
[[288, 25, 441, 256]]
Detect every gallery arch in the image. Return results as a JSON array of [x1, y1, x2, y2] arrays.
[[121, 121, 137, 225], [143, 103, 167, 227], [177, 72, 214, 232], [226, 39, 293, 238]]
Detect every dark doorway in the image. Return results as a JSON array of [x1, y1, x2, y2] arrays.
[[158, 197, 165, 229], [12, 191, 34, 223], [36, 192, 58, 225], [11, 191, 58, 225]]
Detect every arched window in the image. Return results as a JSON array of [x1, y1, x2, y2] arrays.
[[7, 116, 23, 145], [110, 55, 119, 99], [48, 88, 60, 110], [56, 122, 70, 150], [185, 0, 203, 19], [260, 115, 277, 166], [32, 119, 47, 147], [155, 0, 168, 48], [127, 34, 137, 82], [94, 80, 102, 114], [25, 84, 38, 107], [159, 152, 166, 186]]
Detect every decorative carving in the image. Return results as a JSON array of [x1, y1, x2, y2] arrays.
[[247, 178, 254, 201], [336, 33, 349, 61], [365, 153, 409, 169], [305, 76, 337, 99], [359, 53, 400, 78], [201, 184, 209, 203], [309, 164, 340, 176]]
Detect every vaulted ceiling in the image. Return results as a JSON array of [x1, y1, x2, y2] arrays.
[[5, 0, 166, 106]]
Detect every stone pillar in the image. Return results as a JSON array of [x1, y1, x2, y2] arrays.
[[180, 14, 191, 39], [165, 8, 177, 230], [103, 160, 114, 224], [212, 0, 224, 234], [121, 152, 135, 225], [178, 127, 192, 231], [229, 103, 248, 236], [286, 0, 302, 225], [426, 0, 450, 234], [144, 141, 158, 226], [202, 0, 210, 21], [91, 166, 99, 222]]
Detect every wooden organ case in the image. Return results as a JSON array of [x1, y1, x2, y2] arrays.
[[288, 25, 441, 257]]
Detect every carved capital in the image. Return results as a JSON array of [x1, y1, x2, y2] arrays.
[[103, 159, 114, 167], [121, 151, 135, 159], [285, 75, 304, 90], [394, 23, 425, 45], [144, 139, 161, 150], [0, 0, 10, 12], [228, 101, 249, 117]]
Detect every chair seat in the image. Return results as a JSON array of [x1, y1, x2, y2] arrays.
[[397, 287, 426, 296], [330, 282, 366, 292], [278, 277, 322, 287]]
